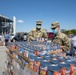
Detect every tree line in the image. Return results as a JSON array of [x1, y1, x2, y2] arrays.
[[64, 29, 76, 35]]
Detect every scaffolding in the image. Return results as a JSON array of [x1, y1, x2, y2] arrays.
[[0, 14, 13, 35]]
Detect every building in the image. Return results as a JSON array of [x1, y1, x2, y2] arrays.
[[61, 29, 66, 33], [0, 14, 13, 35]]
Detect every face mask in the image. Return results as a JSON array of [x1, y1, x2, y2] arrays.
[[36, 25, 41, 30], [52, 29, 58, 34]]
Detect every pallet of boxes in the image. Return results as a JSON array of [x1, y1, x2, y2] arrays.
[[0, 41, 4, 46], [6, 42, 38, 75], [0, 36, 5, 46], [5, 41, 76, 75]]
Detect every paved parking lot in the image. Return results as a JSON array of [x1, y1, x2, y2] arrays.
[[0, 46, 7, 75]]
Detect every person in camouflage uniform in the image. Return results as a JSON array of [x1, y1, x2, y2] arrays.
[[28, 20, 48, 41], [51, 21, 71, 53]]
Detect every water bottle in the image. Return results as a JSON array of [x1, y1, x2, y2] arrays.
[[26, 50, 29, 58]]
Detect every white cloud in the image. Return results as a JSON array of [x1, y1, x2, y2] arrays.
[[17, 20, 24, 23]]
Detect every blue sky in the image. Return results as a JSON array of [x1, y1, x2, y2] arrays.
[[0, 0, 76, 32]]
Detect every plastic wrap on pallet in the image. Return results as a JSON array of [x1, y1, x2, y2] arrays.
[[6, 41, 76, 75]]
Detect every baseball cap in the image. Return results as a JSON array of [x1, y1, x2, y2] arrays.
[[36, 20, 42, 25], [51, 21, 60, 29]]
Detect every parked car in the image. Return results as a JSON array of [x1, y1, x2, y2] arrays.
[[47, 32, 54, 40], [11, 33, 25, 42], [9, 33, 15, 41]]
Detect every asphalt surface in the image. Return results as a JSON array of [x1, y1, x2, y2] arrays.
[[0, 46, 7, 75]]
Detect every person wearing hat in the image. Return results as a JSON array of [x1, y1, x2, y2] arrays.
[[50, 21, 71, 54], [28, 20, 48, 41]]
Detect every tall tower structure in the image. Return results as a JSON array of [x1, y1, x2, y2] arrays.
[[13, 16, 16, 35]]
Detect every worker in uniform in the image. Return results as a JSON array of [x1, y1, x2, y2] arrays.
[[28, 20, 48, 41], [50, 21, 71, 54]]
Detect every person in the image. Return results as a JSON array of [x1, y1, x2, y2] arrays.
[[50, 21, 71, 54], [4, 32, 10, 46], [28, 20, 48, 41], [70, 36, 76, 56]]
